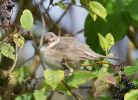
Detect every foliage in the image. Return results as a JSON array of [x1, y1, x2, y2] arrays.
[[98, 33, 114, 54], [124, 59, 138, 76], [44, 69, 64, 89], [84, 0, 138, 54], [0, 42, 15, 60], [20, 9, 34, 31], [15, 93, 34, 100], [33, 89, 46, 100], [0, 0, 138, 100], [89, 1, 107, 20], [13, 33, 25, 48], [124, 89, 138, 100]]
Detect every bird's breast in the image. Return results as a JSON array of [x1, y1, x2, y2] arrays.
[[40, 46, 64, 69]]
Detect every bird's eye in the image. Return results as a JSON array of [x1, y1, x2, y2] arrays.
[[44, 39, 48, 44]]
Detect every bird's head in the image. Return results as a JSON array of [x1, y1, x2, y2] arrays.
[[43, 32, 59, 47]]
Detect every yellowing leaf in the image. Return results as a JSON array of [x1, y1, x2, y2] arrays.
[[20, 9, 33, 30], [13, 33, 25, 48], [89, 9, 97, 21], [105, 33, 114, 52], [34, 90, 46, 100], [98, 33, 107, 52], [89, 1, 107, 20], [124, 89, 138, 100], [0, 43, 15, 60], [44, 69, 64, 89]]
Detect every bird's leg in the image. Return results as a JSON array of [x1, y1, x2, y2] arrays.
[[65, 63, 73, 76], [62, 58, 73, 76]]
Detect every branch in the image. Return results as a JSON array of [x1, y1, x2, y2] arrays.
[[9, 45, 18, 74], [62, 81, 84, 100], [48, 4, 71, 31], [61, 2, 84, 8], [75, 29, 84, 35], [3, 73, 18, 99], [17, 55, 35, 67]]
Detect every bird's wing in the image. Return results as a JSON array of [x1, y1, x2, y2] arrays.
[[61, 37, 104, 60]]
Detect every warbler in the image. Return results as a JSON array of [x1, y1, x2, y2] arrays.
[[40, 32, 116, 70]]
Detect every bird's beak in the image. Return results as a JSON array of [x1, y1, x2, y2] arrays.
[[47, 39, 53, 45]]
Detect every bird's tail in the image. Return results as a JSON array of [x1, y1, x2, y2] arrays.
[[105, 54, 121, 61]]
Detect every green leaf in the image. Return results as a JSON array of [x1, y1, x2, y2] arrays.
[[85, 13, 129, 54], [17, 66, 30, 84], [15, 93, 34, 100], [80, 0, 90, 6], [56, 83, 71, 95], [105, 0, 125, 14], [57, 2, 67, 10], [89, 10, 97, 21], [124, 89, 138, 100], [124, 66, 138, 76], [44, 69, 64, 89], [0, 43, 15, 60], [125, 62, 138, 76], [13, 33, 25, 48], [20, 9, 33, 30], [98, 33, 107, 52], [89, 1, 107, 20], [71, 0, 76, 4], [105, 33, 114, 52], [124, 59, 138, 76], [126, 0, 138, 21], [33, 90, 46, 100], [66, 70, 98, 88]]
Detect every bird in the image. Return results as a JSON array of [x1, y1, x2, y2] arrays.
[[40, 32, 117, 70]]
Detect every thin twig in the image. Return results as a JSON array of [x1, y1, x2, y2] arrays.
[[9, 45, 18, 74], [42, 4, 54, 25], [75, 29, 84, 35], [62, 2, 84, 8], [31, 0, 46, 70], [17, 55, 35, 67], [52, 2, 84, 8], [47, 91, 54, 100], [32, 42, 46, 70], [79, 86, 92, 89], [45, 0, 51, 12], [48, 4, 71, 31], [39, 14, 46, 48], [62, 81, 84, 100]]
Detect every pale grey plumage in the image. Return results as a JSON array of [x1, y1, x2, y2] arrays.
[[40, 32, 105, 70]]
